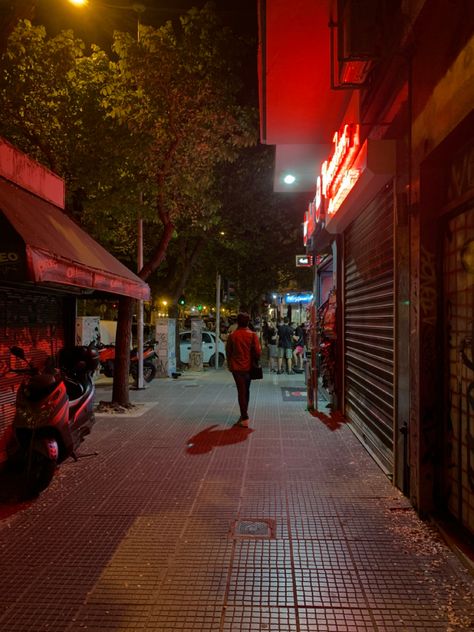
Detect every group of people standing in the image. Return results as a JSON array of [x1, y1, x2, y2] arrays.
[[262, 317, 307, 375]]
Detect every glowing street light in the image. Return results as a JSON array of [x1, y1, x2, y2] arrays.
[[67, 0, 146, 41], [283, 174, 296, 184]]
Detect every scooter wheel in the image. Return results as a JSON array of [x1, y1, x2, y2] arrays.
[[103, 360, 115, 378], [131, 361, 157, 383], [22, 440, 58, 498], [143, 362, 157, 383]]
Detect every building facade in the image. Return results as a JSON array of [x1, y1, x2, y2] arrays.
[[258, 0, 474, 540]]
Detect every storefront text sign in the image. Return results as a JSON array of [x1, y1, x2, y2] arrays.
[[296, 255, 313, 267], [303, 176, 323, 245], [321, 123, 360, 217]]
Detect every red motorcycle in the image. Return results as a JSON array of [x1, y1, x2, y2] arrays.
[[10, 344, 99, 498], [97, 341, 158, 383]]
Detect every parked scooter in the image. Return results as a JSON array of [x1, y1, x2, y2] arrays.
[[96, 340, 158, 382], [9, 344, 99, 498]]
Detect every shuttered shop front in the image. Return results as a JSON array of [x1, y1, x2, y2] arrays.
[[343, 184, 395, 473], [0, 288, 65, 464]]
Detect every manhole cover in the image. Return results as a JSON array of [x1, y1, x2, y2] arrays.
[[232, 518, 276, 539]]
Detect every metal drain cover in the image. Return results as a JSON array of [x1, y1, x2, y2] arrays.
[[232, 518, 276, 539]]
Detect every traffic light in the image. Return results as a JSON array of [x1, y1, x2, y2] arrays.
[[227, 281, 236, 301], [222, 279, 236, 303], [178, 295, 186, 306], [197, 304, 203, 311]]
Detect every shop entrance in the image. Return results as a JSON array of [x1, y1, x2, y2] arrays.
[[343, 184, 395, 475]]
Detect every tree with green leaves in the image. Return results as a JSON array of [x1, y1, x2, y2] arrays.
[[0, 6, 257, 406], [102, 5, 257, 404], [0, 18, 141, 258]]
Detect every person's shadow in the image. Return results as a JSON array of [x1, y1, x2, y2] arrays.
[[310, 408, 348, 431], [186, 424, 254, 455]]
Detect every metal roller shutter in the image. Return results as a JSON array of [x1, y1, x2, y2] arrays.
[[0, 289, 65, 463], [344, 184, 394, 473]]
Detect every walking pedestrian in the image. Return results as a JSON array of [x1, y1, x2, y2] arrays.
[[226, 312, 261, 427], [277, 316, 294, 374]]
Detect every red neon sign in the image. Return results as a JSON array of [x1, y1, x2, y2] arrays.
[[314, 175, 323, 223], [307, 201, 315, 241], [302, 174, 324, 247], [321, 124, 361, 218], [303, 209, 309, 246]]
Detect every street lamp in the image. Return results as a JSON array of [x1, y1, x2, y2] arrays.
[[67, 1, 146, 45]]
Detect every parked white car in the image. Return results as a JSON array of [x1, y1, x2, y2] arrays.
[[179, 330, 226, 367]]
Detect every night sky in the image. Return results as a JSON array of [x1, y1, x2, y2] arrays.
[[33, 1, 257, 51], [32, 0, 258, 103]]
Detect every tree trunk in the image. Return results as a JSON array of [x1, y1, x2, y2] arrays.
[[110, 211, 174, 405], [139, 214, 174, 281], [111, 295, 133, 406]]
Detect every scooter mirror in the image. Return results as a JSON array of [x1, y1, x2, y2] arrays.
[[10, 346, 26, 360]]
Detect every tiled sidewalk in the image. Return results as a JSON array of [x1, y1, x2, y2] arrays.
[[0, 369, 473, 631]]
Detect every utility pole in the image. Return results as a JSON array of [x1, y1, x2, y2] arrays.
[[135, 4, 145, 389], [137, 199, 144, 388], [215, 272, 221, 370]]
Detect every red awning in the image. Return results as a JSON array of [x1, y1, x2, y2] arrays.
[[0, 178, 150, 300]]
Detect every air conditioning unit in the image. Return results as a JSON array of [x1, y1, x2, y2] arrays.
[[333, 0, 379, 88]]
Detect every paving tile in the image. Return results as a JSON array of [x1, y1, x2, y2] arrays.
[[155, 566, 227, 606], [181, 516, 233, 540], [0, 602, 81, 632], [67, 603, 150, 631], [289, 514, 346, 540], [298, 607, 376, 631], [227, 568, 295, 606], [294, 568, 367, 608], [358, 569, 436, 608], [124, 514, 188, 543], [86, 566, 164, 606], [173, 539, 233, 567], [222, 606, 298, 631], [292, 540, 356, 570], [339, 513, 402, 541], [370, 605, 451, 631], [0, 371, 473, 632], [233, 540, 292, 568], [348, 539, 420, 571], [146, 605, 222, 630]]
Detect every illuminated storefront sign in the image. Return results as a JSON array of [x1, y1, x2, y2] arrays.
[[303, 209, 309, 246], [322, 123, 360, 218], [314, 176, 322, 222], [303, 176, 324, 246], [296, 255, 313, 267], [285, 292, 313, 304], [301, 122, 394, 243]]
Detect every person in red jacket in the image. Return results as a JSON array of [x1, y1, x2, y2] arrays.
[[226, 312, 261, 427]]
